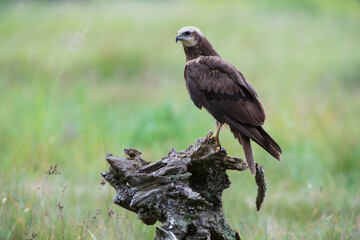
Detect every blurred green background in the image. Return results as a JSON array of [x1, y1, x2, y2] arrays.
[[0, 0, 359, 239]]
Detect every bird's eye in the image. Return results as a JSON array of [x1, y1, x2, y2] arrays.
[[184, 31, 191, 36]]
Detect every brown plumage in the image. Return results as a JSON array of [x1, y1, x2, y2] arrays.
[[176, 26, 282, 175]]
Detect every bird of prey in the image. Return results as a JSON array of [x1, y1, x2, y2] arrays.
[[176, 26, 282, 175]]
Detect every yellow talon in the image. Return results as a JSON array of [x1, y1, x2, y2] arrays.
[[210, 135, 221, 149]]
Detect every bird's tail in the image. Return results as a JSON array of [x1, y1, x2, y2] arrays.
[[256, 125, 282, 161], [238, 133, 256, 175], [225, 117, 282, 173]]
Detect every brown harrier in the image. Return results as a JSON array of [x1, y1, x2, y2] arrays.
[[176, 26, 282, 175]]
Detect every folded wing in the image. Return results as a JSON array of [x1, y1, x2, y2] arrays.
[[185, 56, 266, 126], [184, 56, 282, 175]]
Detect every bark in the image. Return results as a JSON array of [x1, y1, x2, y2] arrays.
[[101, 132, 267, 240]]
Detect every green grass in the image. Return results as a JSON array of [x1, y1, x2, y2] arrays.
[[0, 0, 359, 239]]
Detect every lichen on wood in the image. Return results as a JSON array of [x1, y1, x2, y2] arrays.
[[101, 132, 267, 240]]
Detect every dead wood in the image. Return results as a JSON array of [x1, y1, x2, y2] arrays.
[[101, 132, 267, 240]]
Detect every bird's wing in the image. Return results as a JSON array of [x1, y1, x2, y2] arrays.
[[185, 56, 266, 126]]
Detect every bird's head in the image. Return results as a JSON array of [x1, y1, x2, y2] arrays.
[[176, 26, 204, 48]]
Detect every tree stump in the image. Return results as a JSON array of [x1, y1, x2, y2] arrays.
[[101, 132, 266, 240]]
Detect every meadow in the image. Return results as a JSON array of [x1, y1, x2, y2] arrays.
[[0, 0, 359, 239]]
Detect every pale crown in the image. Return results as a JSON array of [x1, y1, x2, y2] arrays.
[[177, 26, 204, 37]]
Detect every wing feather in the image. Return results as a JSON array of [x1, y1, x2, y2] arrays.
[[185, 56, 266, 126]]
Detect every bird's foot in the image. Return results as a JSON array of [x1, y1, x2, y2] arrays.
[[209, 135, 221, 151], [209, 135, 218, 143], [207, 130, 222, 151]]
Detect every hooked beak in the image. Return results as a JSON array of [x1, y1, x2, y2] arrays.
[[175, 35, 182, 43]]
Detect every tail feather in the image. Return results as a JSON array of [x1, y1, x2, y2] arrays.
[[225, 116, 282, 162], [238, 133, 256, 175], [256, 125, 282, 161]]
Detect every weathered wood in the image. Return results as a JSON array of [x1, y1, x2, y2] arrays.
[[101, 132, 267, 240]]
